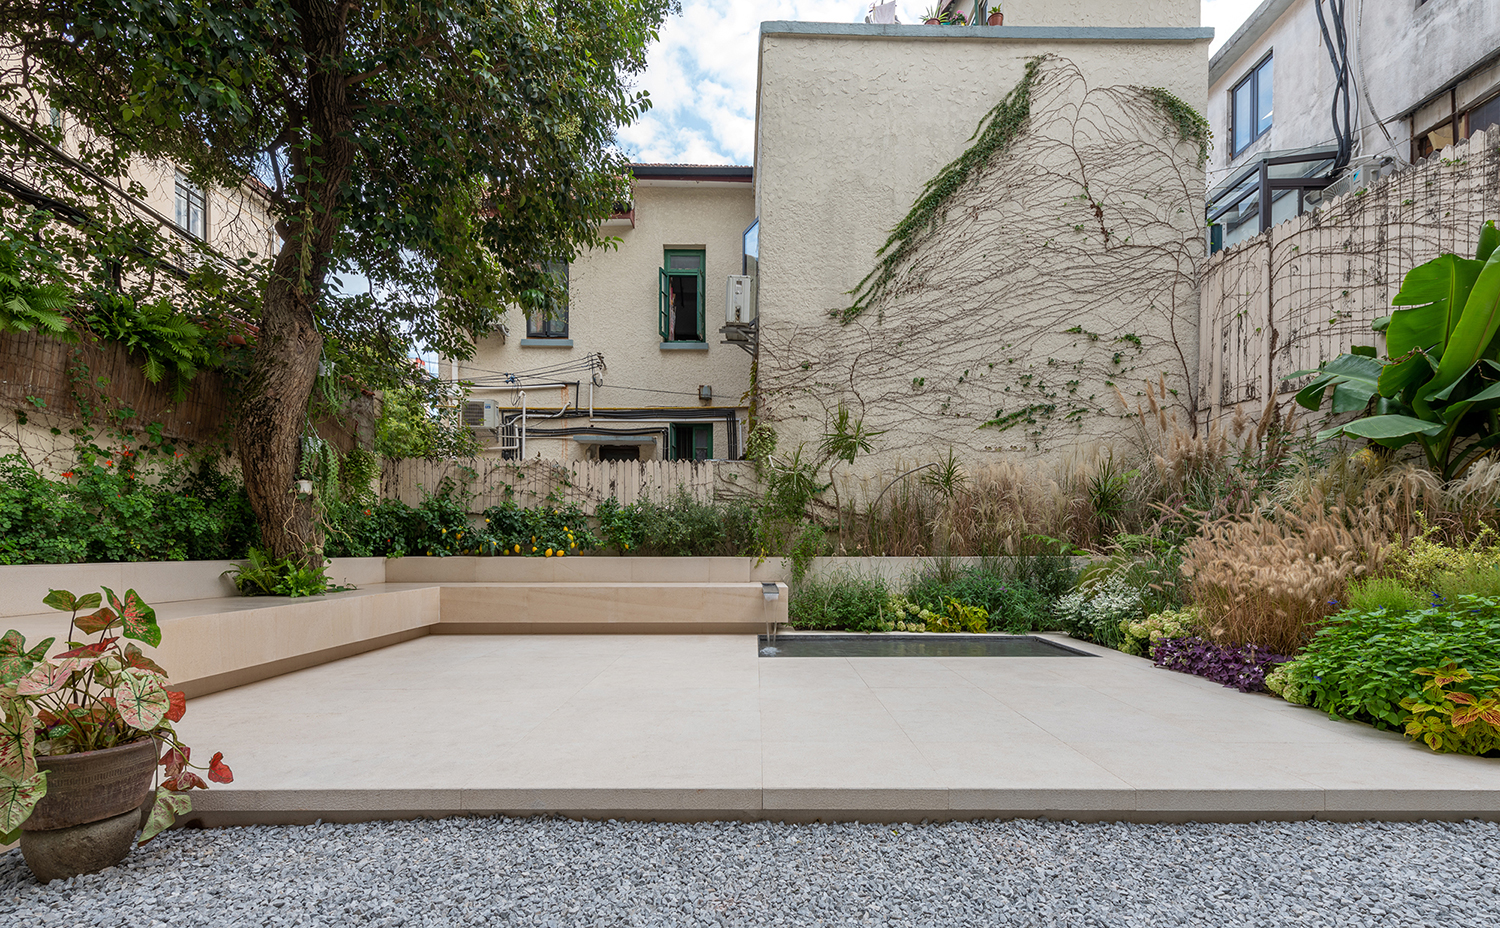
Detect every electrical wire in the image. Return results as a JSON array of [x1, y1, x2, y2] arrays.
[[1314, 0, 1354, 171], [1354, 0, 1401, 159]]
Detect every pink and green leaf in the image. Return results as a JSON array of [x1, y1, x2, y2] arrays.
[[160, 744, 188, 777], [162, 771, 207, 791], [0, 631, 54, 685], [41, 590, 78, 612], [0, 698, 36, 778], [56, 637, 117, 659], [16, 660, 86, 697], [139, 786, 192, 844], [111, 669, 169, 730], [123, 644, 168, 678], [73, 608, 120, 635], [0, 769, 46, 836], [103, 588, 161, 649]]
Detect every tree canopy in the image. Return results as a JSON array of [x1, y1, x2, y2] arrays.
[[1, 0, 673, 560]]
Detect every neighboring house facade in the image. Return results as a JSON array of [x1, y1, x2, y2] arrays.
[[453, 2, 1213, 479], [1206, 0, 1500, 249], [453, 164, 755, 464]]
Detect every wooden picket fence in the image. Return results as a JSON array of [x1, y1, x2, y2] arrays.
[[382, 457, 756, 513]]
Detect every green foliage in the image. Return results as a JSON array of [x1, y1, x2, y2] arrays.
[[928, 597, 990, 634], [482, 500, 599, 557], [0, 240, 74, 339], [1400, 663, 1500, 756], [85, 293, 210, 399], [375, 386, 479, 462], [0, 588, 231, 844], [787, 572, 891, 633], [1053, 573, 1144, 649], [1342, 576, 1424, 615], [1292, 221, 1500, 480], [844, 56, 1043, 321], [905, 560, 1054, 634], [1143, 88, 1212, 168], [1280, 594, 1500, 729], [1388, 524, 1500, 590], [1119, 606, 1200, 657], [224, 548, 350, 597], [0, 454, 257, 564]]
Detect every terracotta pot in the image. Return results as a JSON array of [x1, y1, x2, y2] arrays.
[[924, 17, 940, 24], [23, 738, 158, 832], [988, 11, 1004, 25]]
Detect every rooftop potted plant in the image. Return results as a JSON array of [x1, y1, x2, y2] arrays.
[[0, 588, 232, 882]]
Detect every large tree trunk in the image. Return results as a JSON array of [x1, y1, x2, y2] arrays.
[[236, 262, 324, 563], [235, 0, 356, 566]]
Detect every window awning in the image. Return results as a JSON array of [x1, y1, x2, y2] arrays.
[[570, 435, 659, 445]]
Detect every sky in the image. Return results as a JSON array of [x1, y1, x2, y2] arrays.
[[618, 0, 1265, 165]]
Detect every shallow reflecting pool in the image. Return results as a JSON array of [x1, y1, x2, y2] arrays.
[[757, 635, 1096, 658]]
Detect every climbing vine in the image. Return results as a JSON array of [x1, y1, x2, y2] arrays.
[[1142, 87, 1212, 168], [841, 56, 1045, 323], [758, 57, 1207, 468]]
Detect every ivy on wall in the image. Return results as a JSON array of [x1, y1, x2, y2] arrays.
[[759, 56, 1210, 463]]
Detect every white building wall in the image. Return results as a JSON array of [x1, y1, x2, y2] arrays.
[[460, 180, 755, 463]]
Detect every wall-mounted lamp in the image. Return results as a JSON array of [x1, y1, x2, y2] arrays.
[[699, 384, 713, 401], [762, 582, 780, 602]]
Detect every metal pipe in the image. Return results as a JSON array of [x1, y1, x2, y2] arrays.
[[519, 391, 527, 459]]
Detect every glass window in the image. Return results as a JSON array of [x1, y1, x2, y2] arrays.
[[1230, 55, 1273, 158], [174, 172, 205, 239], [669, 423, 712, 461], [1468, 94, 1500, 137], [659, 249, 705, 342], [527, 261, 569, 338]]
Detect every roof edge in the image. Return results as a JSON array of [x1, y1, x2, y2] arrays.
[[758, 22, 1214, 42]]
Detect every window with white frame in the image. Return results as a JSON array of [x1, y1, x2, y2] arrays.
[[174, 172, 206, 239]]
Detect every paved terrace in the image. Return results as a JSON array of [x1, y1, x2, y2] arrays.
[[176, 633, 1500, 824]]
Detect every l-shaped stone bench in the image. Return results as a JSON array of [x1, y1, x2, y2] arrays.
[[0, 557, 788, 698]]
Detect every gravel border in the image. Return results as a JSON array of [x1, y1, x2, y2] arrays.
[[3, 817, 1498, 927]]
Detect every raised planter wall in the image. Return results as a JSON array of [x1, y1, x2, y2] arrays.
[[0, 558, 387, 619]]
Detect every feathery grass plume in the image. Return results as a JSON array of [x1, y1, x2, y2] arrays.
[[1181, 493, 1392, 654]]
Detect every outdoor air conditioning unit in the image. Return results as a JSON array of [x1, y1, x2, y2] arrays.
[[461, 399, 502, 429], [726, 275, 755, 324]]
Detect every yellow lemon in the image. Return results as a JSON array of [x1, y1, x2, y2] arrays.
[[545, 548, 554, 557], [556, 550, 565, 557], [514, 544, 521, 553]]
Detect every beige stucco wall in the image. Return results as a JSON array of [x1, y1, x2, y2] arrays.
[[460, 180, 755, 463], [753, 27, 1209, 485]]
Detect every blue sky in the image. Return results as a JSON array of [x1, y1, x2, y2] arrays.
[[618, 0, 1263, 165]]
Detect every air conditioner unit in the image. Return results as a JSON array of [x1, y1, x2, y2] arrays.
[[461, 399, 502, 429], [726, 275, 755, 324]]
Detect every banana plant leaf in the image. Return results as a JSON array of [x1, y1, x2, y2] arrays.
[[1387, 254, 1484, 356], [1317, 414, 1445, 443], [1425, 248, 1500, 402], [1290, 352, 1382, 413]]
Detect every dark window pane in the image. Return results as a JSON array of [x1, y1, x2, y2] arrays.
[[1256, 57, 1274, 137], [1233, 79, 1254, 154], [668, 275, 701, 340], [1470, 94, 1500, 136]]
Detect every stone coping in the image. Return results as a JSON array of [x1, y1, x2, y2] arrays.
[[175, 634, 1500, 826]]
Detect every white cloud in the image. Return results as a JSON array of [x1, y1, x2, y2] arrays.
[[623, 1, 1266, 164]]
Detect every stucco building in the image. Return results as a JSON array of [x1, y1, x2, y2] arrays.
[[1206, 0, 1500, 250], [454, 163, 755, 463], [456, 3, 1213, 480]]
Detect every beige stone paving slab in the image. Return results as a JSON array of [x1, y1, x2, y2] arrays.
[[473, 740, 763, 790], [171, 634, 1500, 822], [912, 737, 1132, 791]]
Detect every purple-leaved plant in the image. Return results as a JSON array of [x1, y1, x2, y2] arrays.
[[1151, 636, 1289, 693]]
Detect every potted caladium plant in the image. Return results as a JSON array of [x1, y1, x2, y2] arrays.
[[0, 588, 232, 882]]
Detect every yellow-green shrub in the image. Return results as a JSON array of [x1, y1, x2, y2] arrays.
[[1388, 524, 1500, 590], [1119, 607, 1200, 657]]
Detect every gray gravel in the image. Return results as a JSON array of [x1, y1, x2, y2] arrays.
[[2, 817, 1498, 927]]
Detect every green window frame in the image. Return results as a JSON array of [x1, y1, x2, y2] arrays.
[[668, 423, 712, 461], [659, 249, 705, 342]]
